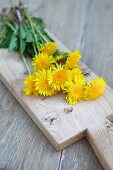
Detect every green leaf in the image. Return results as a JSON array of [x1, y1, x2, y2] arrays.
[[5, 21, 16, 32], [20, 38, 26, 55], [20, 25, 26, 39], [53, 49, 62, 57], [26, 30, 34, 43], [26, 44, 35, 57], [20, 25, 26, 54], [0, 22, 14, 49], [9, 32, 18, 51], [32, 17, 46, 31], [63, 52, 69, 60]]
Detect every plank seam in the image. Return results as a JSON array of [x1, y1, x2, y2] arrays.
[[57, 150, 63, 170]]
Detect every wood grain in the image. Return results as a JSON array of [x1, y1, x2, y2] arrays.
[[0, 79, 103, 170], [0, 80, 61, 170], [1, 0, 113, 169], [0, 49, 86, 151], [0, 40, 113, 169], [81, 0, 113, 88], [59, 139, 103, 170]]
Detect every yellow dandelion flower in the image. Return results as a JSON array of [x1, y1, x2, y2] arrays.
[[65, 50, 81, 69], [70, 67, 83, 80], [48, 64, 71, 91], [32, 52, 55, 71], [65, 76, 86, 104], [84, 78, 106, 100], [34, 69, 54, 96], [23, 74, 38, 96], [41, 42, 58, 55]]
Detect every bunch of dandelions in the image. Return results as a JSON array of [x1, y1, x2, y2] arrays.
[[23, 42, 106, 105]]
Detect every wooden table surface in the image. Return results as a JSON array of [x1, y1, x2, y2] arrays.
[[0, 0, 113, 169]]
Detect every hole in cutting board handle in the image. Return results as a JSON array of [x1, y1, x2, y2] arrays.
[[106, 114, 113, 124]]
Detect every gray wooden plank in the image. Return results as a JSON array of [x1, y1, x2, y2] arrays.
[[30, 0, 90, 51], [0, 80, 60, 170], [59, 139, 103, 170], [79, 0, 113, 88], [0, 0, 110, 169], [0, 79, 103, 170]]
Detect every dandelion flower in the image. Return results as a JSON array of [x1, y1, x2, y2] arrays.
[[41, 42, 58, 55], [65, 50, 81, 69], [48, 64, 71, 91], [84, 78, 106, 100], [34, 69, 54, 96], [32, 52, 55, 71], [70, 67, 83, 80], [23, 74, 38, 96], [65, 76, 86, 104]]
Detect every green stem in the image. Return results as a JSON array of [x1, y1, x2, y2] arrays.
[[21, 54, 31, 74], [24, 8, 39, 50], [24, 7, 49, 45], [5, 21, 16, 32], [34, 24, 49, 43], [15, 8, 31, 74], [32, 43, 37, 54], [44, 31, 54, 42]]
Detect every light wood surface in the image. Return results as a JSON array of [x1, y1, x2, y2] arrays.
[[0, 81, 61, 170], [0, 80, 103, 170], [0, 36, 113, 169], [1, 0, 113, 169], [0, 49, 86, 151]]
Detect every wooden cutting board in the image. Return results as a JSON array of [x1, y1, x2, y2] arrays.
[[0, 31, 113, 170]]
